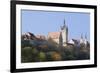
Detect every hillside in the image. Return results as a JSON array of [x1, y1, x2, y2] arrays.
[[21, 32, 90, 63]]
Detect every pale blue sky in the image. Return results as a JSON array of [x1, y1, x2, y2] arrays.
[[21, 10, 90, 41]]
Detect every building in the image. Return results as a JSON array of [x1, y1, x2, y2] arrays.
[[48, 19, 68, 46], [21, 32, 36, 40], [80, 34, 88, 45], [60, 19, 68, 46], [48, 32, 62, 45], [36, 35, 46, 40]]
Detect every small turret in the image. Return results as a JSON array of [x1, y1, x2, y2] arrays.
[[80, 33, 84, 44], [81, 33, 83, 39], [84, 34, 87, 45]]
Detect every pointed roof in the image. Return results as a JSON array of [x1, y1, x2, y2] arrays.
[[61, 19, 68, 30], [81, 33, 83, 39], [63, 19, 66, 28], [36, 35, 46, 40], [85, 34, 87, 39], [64, 19, 66, 25], [68, 39, 75, 44]]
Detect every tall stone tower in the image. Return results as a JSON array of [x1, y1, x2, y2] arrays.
[[61, 19, 68, 46]]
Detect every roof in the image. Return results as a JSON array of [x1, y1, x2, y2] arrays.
[[48, 32, 61, 39], [36, 35, 46, 40], [68, 39, 75, 44]]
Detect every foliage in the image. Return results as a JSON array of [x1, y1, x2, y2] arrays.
[[21, 47, 33, 62], [51, 52, 62, 61], [38, 51, 46, 61], [21, 40, 90, 63]]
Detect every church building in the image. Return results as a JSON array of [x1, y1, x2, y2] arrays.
[[47, 19, 68, 46]]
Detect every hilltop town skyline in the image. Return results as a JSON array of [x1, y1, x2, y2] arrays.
[[21, 10, 90, 41]]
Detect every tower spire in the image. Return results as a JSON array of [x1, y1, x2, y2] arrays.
[[64, 19, 66, 25], [63, 19, 67, 28], [85, 34, 87, 39], [61, 19, 68, 46], [81, 33, 83, 39]]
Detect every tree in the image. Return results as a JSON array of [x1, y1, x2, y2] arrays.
[[21, 47, 33, 62], [51, 52, 62, 61], [47, 38, 58, 48], [38, 51, 46, 61]]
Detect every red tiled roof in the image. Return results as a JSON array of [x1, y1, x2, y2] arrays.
[[48, 32, 61, 39]]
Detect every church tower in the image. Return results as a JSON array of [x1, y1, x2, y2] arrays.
[[61, 19, 68, 46], [84, 34, 87, 45]]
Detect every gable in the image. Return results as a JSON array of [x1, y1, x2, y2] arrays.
[[48, 32, 61, 39]]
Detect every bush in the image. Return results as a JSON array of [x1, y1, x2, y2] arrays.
[[51, 52, 62, 61], [21, 40, 32, 48], [38, 51, 46, 61], [66, 55, 75, 60], [32, 47, 39, 55], [21, 47, 33, 62]]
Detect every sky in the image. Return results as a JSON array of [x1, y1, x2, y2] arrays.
[[21, 10, 90, 41]]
